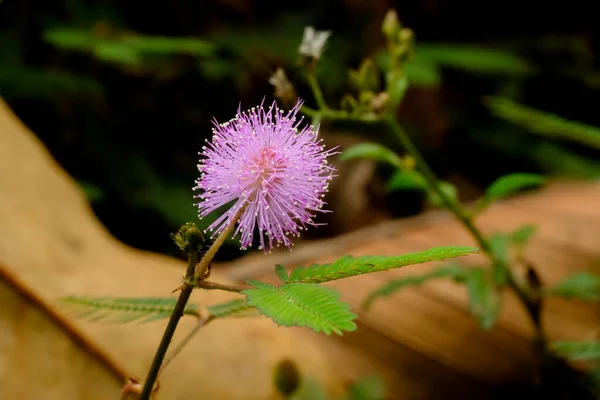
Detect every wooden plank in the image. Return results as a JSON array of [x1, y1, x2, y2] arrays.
[[255, 264, 536, 384], [394, 221, 598, 340], [228, 182, 600, 393], [0, 100, 347, 400], [0, 268, 124, 400], [295, 322, 493, 399]]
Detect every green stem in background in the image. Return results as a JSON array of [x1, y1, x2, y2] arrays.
[[307, 71, 328, 111], [302, 62, 547, 353], [384, 116, 547, 351], [140, 208, 244, 400], [300, 105, 376, 124]]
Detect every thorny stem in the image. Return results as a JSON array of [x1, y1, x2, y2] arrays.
[[139, 251, 199, 400], [384, 117, 548, 352], [140, 208, 244, 400]]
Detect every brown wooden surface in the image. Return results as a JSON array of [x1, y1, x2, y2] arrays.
[[1, 96, 598, 399], [224, 181, 600, 399]]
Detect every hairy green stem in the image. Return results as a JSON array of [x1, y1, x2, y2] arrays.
[[384, 117, 547, 350], [307, 71, 328, 111], [140, 208, 244, 399]]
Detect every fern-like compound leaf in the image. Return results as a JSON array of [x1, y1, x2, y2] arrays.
[[242, 282, 357, 335], [58, 296, 200, 324], [286, 246, 478, 284], [207, 299, 259, 318]]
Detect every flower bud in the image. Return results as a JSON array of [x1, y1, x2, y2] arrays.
[[299, 26, 332, 65], [268, 68, 297, 109], [382, 10, 400, 40]]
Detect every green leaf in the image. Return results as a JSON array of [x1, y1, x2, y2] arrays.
[[288, 246, 478, 284], [93, 42, 141, 66], [552, 341, 600, 361], [488, 232, 511, 264], [546, 272, 600, 301], [404, 59, 441, 86], [242, 282, 357, 335], [339, 143, 402, 168], [58, 296, 199, 324], [386, 170, 427, 192], [0, 67, 104, 100], [45, 27, 216, 57], [512, 224, 537, 249], [363, 265, 468, 309], [416, 44, 532, 75], [343, 375, 386, 400], [427, 181, 458, 208], [349, 59, 380, 92], [465, 268, 501, 330], [484, 173, 545, 202], [387, 73, 409, 109], [207, 299, 258, 318], [486, 96, 600, 150], [289, 377, 330, 400], [275, 264, 289, 283], [78, 181, 104, 203], [532, 142, 600, 178]]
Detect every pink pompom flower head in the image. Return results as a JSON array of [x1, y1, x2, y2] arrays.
[[194, 99, 337, 253]]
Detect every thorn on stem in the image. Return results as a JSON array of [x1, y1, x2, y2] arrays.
[[171, 283, 186, 294]]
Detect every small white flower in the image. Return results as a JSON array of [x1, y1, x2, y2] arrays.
[[268, 68, 295, 100], [299, 26, 332, 61]]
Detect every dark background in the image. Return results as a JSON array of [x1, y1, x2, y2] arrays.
[[2, 0, 599, 260]]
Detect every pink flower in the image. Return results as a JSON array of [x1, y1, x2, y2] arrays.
[[194, 99, 337, 252]]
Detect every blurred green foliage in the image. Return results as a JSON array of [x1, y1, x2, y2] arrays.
[[1, 0, 600, 257]]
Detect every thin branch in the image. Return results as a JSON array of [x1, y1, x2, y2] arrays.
[[139, 251, 198, 400], [307, 71, 328, 111], [159, 314, 215, 375], [194, 206, 245, 283], [197, 281, 251, 293], [140, 207, 244, 400]]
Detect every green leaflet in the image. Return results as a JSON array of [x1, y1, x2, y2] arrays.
[[343, 375, 386, 400], [58, 296, 199, 324], [545, 272, 600, 301], [487, 232, 511, 265], [44, 27, 216, 62], [511, 224, 537, 250], [486, 96, 600, 150], [552, 341, 600, 361], [242, 281, 357, 336], [427, 181, 459, 208], [465, 268, 502, 330], [485, 173, 546, 201], [287, 246, 478, 284], [207, 299, 259, 318], [362, 265, 468, 309], [473, 173, 545, 215], [339, 142, 403, 168], [386, 170, 426, 192]]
